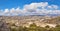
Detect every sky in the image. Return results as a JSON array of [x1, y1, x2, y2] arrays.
[[0, 0, 60, 9], [0, 0, 60, 16]]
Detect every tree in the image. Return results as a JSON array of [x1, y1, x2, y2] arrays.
[[18, 26, 24, 31], [10, 28, 17, 31], [45, 25, 50, 31], [56, 25, 60, 27], [54, 25, 60, 31], [45, 25, 50, 28]]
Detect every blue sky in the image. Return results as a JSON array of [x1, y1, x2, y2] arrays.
[[0, 0, 60, 16], [0, 0, 60, 9]]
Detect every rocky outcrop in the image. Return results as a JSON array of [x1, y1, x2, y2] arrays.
[[0, 19, 10, 31]]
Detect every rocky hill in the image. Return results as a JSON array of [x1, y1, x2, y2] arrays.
[[0, 16, 59, 26], [0, 16, 60, 31]]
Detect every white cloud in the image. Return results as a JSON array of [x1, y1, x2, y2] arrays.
[[24, 2, 48, 10], [0, 2, 60, 16], [4, 9, 9, 13], [47, 5, 58, 10]]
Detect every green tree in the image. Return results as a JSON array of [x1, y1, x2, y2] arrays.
[[45, 25, 50, 28], [54, 25, 60, 31], [10, 28, 17, 31], [18, 26, 24, 31]]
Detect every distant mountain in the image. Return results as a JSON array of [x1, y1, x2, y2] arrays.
[[25, 14, 60, 17]]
